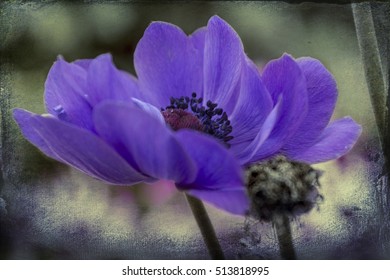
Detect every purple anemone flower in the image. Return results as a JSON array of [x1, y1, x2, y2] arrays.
[[13, 15, 361, 216]]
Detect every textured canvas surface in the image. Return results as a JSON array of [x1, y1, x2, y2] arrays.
[[0, 1, 389, 259]]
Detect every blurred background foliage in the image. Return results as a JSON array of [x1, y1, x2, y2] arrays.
[[0, 1, 388, 259]]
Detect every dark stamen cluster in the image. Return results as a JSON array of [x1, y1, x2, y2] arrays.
[[162, 93, 234, 145]]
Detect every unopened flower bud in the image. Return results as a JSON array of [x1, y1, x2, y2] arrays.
[[246, 155, 323, 221]]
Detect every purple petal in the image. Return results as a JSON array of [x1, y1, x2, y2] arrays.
[[175, 130, 243, 188], [13, 109, 61, 161], [93, 102, 198, 184], [203, 16, 244, 114], [229, 57, 273, 147], [86, 53, 142, 106], [73, 58, 93, 70], [189, 27, 206, 78], [131, 97, 165, 124], [190, 27, 207, 50], [134, 22, 203, 108], [290, 117, 362, 164], [13, 109, 148, 185], [188, 26, 207, 97], [175, 130, 249, 215], [283, 57, 338, 156], [234, 96, 282, 165], [250, 54, 308, 161], [44, 57, 93, 130], [188, 189, 249, 215]]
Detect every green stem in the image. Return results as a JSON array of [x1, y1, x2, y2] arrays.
[[352, 3, 387, 149], [273, 214, 296, 260], [185, 194, 225, 259]]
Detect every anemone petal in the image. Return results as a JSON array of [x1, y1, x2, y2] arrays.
[[86, 54, 143, 105], [175, 130, 249, 214], [44, 57, 93, 130], [290, 117, 362, 163], [252, 54, 308, 160], [13, 108, 148, 185], [134, 22, 203, 108], [283, 57, 338, 156], [93, 102, 198, 184], [229, 57, 273, 146], [202, 15, 244, 115]]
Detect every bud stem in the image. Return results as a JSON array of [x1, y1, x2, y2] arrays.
[[185, 194, 225, 259], [273, 214, 297, 260]]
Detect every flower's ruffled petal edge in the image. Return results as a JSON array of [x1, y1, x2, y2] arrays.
[[72, 54, 142, 103], [44, 54, 144, 130], [73, 58, 92, 70], [134, 21, 204, 108], [93, 102, 198, 184], [283, 57, 338, 156], [86, 53, 143, 106], [290, 117, 362, 164], [81, 54, 165, 124], [44, 57, 93, 130], [13, 108, 149, 185], [244, 54, 309, 163], [203, 16, 244, 115], [175, 130, 249, 215], [229, 56, 273, 148]]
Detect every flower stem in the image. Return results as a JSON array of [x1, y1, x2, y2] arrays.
[[272, 214, 296, 260], [352, 3, 388, 150], [185, 194, 225, 259]]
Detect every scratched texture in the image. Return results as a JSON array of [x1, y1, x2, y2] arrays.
[[0, 1, 389, 259]]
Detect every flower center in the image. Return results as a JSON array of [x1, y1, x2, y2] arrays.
[[161, 93, 233, 145], [161, 109, 204, 131]]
